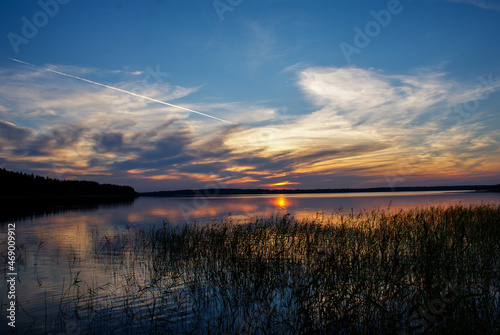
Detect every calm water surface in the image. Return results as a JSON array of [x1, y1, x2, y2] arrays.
[[1, 191, 500, 333]]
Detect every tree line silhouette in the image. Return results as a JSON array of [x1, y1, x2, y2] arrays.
[[0, 168, 137, 197]]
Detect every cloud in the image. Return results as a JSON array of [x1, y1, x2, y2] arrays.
[[0, 105, 9, 115], [209, 20, 291, 74], [1, 62, 499, 190], [0, 64, 207, 177], [0, 63, 205, 127], [221, 66, 500, 185], [243, 21, 285, 69], [296, 67, 457, 127], [95, 132, 124, 153], [446, 0, 500, 11], [0, 120, 33, 142]]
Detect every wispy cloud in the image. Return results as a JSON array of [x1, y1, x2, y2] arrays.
[[222, 66, 500, 185], [446, 0, 500, 11], [9, 59, 231, 124], [1, 62, 499, 190]]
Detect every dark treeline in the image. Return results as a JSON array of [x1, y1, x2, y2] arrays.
[[0, 168, 137, 197], [142, 184, 500, 197]]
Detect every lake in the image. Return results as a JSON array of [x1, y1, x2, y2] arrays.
[[1, 191, 500, 334]]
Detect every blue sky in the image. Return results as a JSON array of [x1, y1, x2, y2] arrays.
[[1, 0, 500, 191]]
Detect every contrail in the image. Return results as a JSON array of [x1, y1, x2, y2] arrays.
[[9, 58, 233, 124]]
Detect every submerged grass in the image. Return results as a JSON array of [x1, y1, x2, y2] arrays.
[[19, 204, 500, 334]]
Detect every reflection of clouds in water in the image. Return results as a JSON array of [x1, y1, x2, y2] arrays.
[[11, 221, 129, 333], [8, 191, 500, 333], [119, 192, 500, 225], [168, 201, 260, 224]]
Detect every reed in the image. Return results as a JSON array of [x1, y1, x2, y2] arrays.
[[24, 204, 500, 334]]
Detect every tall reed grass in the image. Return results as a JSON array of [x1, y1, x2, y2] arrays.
[[24, 204, 500, 334]]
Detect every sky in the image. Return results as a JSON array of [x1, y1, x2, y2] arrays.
[[0, 0, 500, 192]]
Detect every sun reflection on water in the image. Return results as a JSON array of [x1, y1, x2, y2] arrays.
[[275, 196, 287, 208]]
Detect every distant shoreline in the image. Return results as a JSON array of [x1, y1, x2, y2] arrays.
[[140, 184, 500, 197]]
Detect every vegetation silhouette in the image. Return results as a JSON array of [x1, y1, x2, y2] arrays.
[[0, 168, 137, 197], [0, 168, 137, 223]]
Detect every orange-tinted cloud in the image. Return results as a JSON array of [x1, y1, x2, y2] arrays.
[[261, 181, 301, 188], [2, 64, 500, 191]]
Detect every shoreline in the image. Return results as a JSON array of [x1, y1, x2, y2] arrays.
[[140, 184, 500, 197]]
